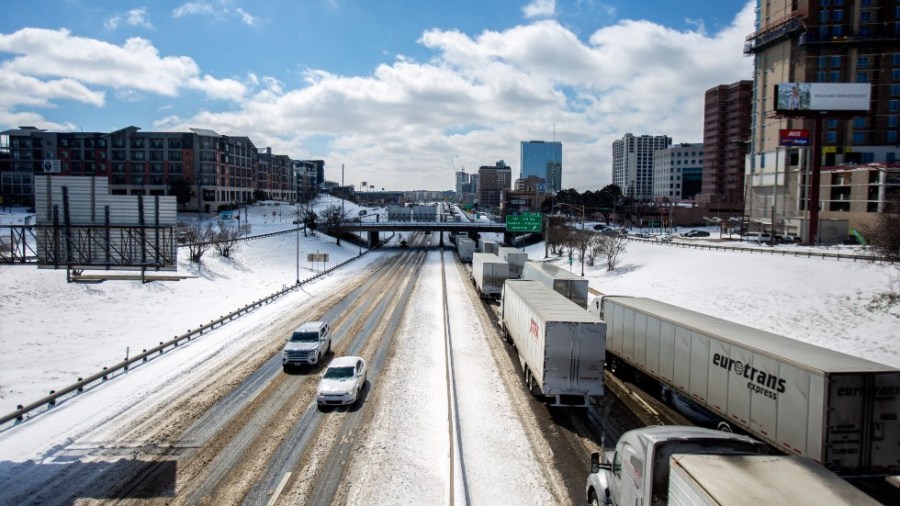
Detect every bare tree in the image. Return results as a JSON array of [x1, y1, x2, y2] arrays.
[[568, 229, 593, 275], [863, 198, 900, 259], [183, 221, 215, 264], [319, 204, 346, 246], [212, 223, 244, 258], [594, 233, 628, 271], [546, 223, 570, 256]]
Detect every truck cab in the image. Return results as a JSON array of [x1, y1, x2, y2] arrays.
[[282, 321, 331, 369], [586, 426, 769, 506]]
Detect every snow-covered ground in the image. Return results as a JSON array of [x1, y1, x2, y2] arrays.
[[0, 200, 897, 491]]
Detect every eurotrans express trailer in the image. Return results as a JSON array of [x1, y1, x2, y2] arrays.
[[601, 296, 900, 475], [501, 280, 605, 406]]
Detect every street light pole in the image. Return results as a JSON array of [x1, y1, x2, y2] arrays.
[[296, 204, 300, 284]]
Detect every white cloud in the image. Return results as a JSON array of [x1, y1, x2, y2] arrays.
[[172, 1, 261, 26], [105, 8, 154, 30], [235, 8, 260, 27], [172, 2, 215, 18], [523, 0, 556, 19]]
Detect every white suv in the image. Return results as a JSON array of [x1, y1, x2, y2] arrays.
[[282, 321, 331, 369], [743, 232, 772, 244]]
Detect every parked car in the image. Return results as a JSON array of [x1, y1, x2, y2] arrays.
[[682, 230, 710, 238], [776, 234, 800, 244], [282, 321, 331, 369], [656, 234, 673, 242], [743, 232, 772, 243], [317, 356, 367, 408], [592, 224, 605, 231]]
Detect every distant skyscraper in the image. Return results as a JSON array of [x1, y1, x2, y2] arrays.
[[520, 141, 562, 192], [477, 160, 512, 212], [612, 134, 671, 200]]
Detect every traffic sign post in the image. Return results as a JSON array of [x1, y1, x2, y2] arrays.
[[505, 212, 542, 232]]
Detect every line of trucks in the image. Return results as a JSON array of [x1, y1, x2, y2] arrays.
[[454, 236, 899, 499]]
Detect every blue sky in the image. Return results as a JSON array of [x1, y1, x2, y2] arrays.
[[1, 0, 755, 190]]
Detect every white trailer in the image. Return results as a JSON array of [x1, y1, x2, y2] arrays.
[[601, 296, 900, 475], [456, 237, 476, 262], [521, 261, 589, 308], [471, 252, 509, 298], [497, 246, 528, 278], [500, 280, 605, 406], [478, 239, 500, 254], [668, 454, 879, 506]]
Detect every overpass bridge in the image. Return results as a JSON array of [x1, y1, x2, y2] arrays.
[[341, 221, 524, 247]]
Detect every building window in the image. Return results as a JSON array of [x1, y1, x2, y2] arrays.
[[858, 56, 871, 68], [827, 119, 839, 128], [826, 131, 838, 143], [820, 10, 829, 23], [891, 100, 900, 111], [830, 56, 841, 67], [859, 11, 870, 22], [892, 85, 900, 97], [816, 71, 827, 81], [890, 116, 900, 128], [888, 131, 898, 143], [820, 0, 829, 6], [854, 117, 866, 128], [830, 71, 840, 81], [857, 72, 869, 82], [834, 10, 844, 22], [853, 132, 865, 144], [833, 0, 842, 5]]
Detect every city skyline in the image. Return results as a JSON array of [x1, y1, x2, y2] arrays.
[[0, 0, 754, 191]]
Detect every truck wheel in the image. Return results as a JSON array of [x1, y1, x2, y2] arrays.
[[588, 490, 601, 506], [326, 341, 331, 354], [717, 421, 734, 433]]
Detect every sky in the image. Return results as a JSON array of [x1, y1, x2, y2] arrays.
[[0, 201, 898, 502], [0, 0, 755, 191]]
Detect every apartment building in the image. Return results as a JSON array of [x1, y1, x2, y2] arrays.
[[701, 81, 752, 208], [612, 133, 672, 200], [0, 126, 305, 212]]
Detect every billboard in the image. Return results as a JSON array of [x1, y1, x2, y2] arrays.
[[779, 129, 810, 146], [775, 83, 870, 112]]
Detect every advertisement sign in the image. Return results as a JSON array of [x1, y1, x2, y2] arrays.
[[775, 83, 870, 112], [779, 129, 810, 146], [42, 159, 61, 173]]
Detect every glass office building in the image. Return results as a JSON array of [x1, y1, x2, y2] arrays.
[[520, 141, 562, 192]]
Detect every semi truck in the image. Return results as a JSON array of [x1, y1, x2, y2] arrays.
[[471, 252, 510, 298], [585, 426, 878, 506], [499, 280, 605, 406], [497, 246, 528, 278], [521, 261, 589, 308], [455, 237, 476, 262], [597, 295, 900, 475]]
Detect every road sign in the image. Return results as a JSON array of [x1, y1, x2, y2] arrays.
[[506, 212, 542, 232]]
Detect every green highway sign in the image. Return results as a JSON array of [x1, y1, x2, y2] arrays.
[[506, 212, 543, 232]]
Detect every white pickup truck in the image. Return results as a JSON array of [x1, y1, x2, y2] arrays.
[[585, 426, 877, 506], [282, 321, 331, 369]]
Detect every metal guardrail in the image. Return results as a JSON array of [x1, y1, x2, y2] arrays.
[[0, 240, 384, 429], [627, 236, 898, 264]]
